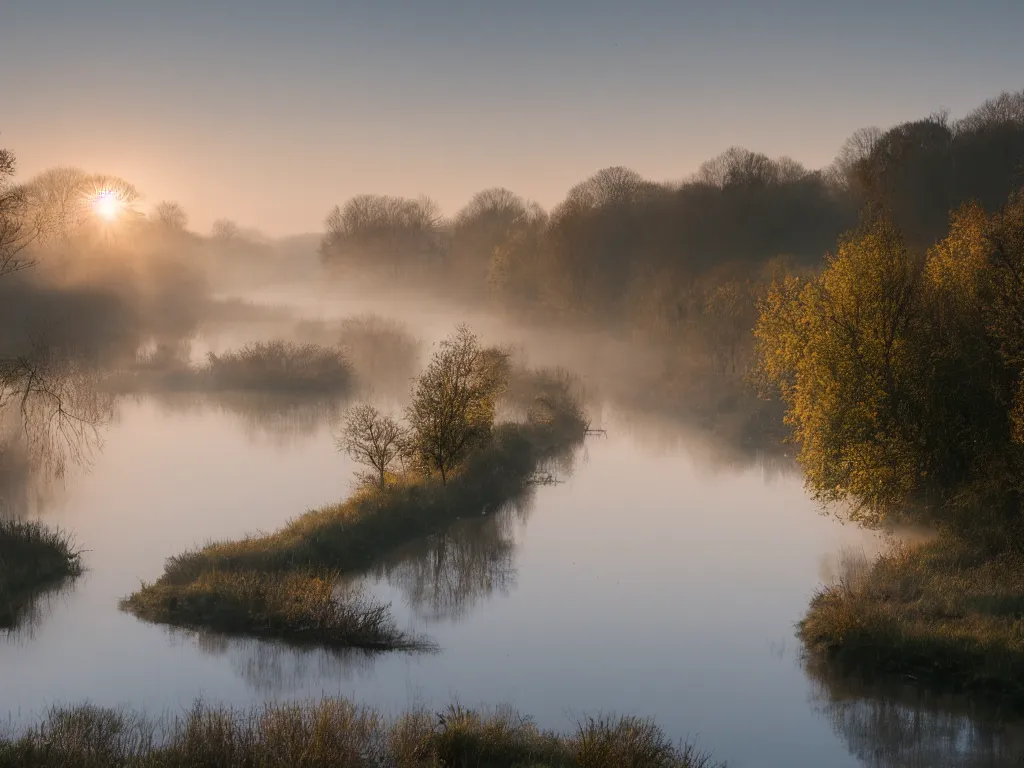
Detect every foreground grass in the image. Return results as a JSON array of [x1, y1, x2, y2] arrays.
[[800, 533, 1024, 707], [122, 372, 587, 650], [0, 519, 82, 629], [0, 698, 720, 768]]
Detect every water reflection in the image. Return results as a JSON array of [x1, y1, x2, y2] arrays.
[[0, 447, 54, 520], [177, 440, 582, 696], [185, 631, 395, 695], [601, 401, 798, 480], [807, 659, 1024, 767], [370, 495, 528, 623], [138, 391, 347, 446], [0, 359, 111, 634], [1, 578, 80, 642], [367, 434, 582, 624]]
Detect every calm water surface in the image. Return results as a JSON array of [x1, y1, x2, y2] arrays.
[[2, 392, 1021, 767]]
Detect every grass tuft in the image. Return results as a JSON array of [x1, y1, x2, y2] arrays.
[[0, 518, 82, 630], [122, 569, 421, 651]]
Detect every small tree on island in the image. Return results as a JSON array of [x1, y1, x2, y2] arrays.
[[406, 325, 508, 485], [337, 404, 407, 489]]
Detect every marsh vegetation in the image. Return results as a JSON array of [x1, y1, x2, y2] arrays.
[[122, 327, 588, 651], [0, 519, 81, 630], [801, 533, 1024, 707], [0, 698, 720, 768]]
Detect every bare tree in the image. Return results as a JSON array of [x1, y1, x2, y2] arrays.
[[956, 89, 1024, 133], [827, 126, 883, 191], [454, 188, 526, 229], [22, 168, 142, 236], [154, 201, 188, 232], [337, 404, 407, 489], [0, 344, 114, 481], [20, 166, 89, 241], [0, 147, 32, 277], [319, 194, 445, 275], [695, 147, 779, 189], [774, 156, 810, 183], [562, 166, 653, 210], [0, 148, 113, 485], [211, 218, 240, 241], [405, 325, 507, 485]]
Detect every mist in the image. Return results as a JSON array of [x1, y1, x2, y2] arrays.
[[3, 84, 1024, 768]]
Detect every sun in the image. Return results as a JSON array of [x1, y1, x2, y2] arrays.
[[92, 190, 123, 221]]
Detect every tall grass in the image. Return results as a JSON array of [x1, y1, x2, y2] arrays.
[[0, 518, 82, 629], [124, 569, 422, 651], [0, 699, 721, 767], [122, 369, 589, 650], [800, 532, 1024, 708]]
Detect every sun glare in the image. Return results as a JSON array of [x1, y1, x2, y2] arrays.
[[93, 190, 123, 221]]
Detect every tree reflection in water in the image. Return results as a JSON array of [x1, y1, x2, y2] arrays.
[[140, 390, 348, 447], [182, 438, 583, 693], [370, 441, 582, 624], [189, 631, 394, 695], [371, 494, 527, 623], [806, 658, 1024, 767], [0, 578, 81, 643], [0, 362, 111, 634]]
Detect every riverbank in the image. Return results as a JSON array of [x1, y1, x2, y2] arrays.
[[0, 519, 82, 630], [800, 532, 1024, 708], [0, 698, 720, 768], [121, 370, 588, 650]]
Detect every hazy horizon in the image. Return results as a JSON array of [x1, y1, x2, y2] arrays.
[[3, 0, 1024, 235]]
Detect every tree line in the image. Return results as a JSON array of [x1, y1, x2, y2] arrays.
[[319, 90, 1024, 362]]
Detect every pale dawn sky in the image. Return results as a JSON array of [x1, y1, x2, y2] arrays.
[[2, 0, 1022, 234]]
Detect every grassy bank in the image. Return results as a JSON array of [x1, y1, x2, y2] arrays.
[[0, 698, 720, 768], [122, 372, 587, 650], [800, 533, 1024, 708], [0, 519, 82, 629]]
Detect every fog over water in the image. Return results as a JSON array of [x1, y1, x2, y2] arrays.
[[0, 277, 1017, 765], [5, 87, 1024, 763]]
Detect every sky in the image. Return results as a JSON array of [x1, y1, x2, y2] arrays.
[[2, 0, 1023, 235]]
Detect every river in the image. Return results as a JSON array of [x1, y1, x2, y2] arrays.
[[1, 297, 1022, 766]]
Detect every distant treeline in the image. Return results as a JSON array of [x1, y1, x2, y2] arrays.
[[319, 89, 1024, 347]]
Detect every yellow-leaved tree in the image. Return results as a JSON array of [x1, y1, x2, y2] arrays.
[[756, 203, 1020, 527], [406, 325, 508, 485]]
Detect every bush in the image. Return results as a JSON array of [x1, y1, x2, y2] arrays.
[[205, 341, 354, 393]]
